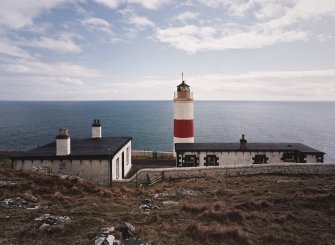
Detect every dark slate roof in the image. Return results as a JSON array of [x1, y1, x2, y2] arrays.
[[175, 143, 324, 154], [177, 81, 190, 88], [12, 137, 132, 160]]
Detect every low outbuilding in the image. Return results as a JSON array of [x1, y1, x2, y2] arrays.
[[12, 120, 132, 185], [175, 135, 325, 167]]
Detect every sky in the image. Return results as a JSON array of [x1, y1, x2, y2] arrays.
[[0, 0, 335, 101]]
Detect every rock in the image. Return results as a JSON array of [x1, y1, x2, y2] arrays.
[[92, 224, 150, 245], [27, 205, 40, 210], [105, 235, 116, 244], [138, 199, 159, 210], [34, 214, 71, 231], [91, 227, 119, 245], [122, 222, 136, 238], [162, 200, 179, 206], [32, 166, 52, 173], [175, 188, 197, 196], [0, 181, 17, 187], [39, 223, 52, 231], [23, 193, 38, 202], [153, 192, 170, 199], [100, 227, 115, 234], [0, 197, 36, 209]]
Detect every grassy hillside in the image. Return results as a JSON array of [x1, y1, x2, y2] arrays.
[[1, 158, 335, 244]]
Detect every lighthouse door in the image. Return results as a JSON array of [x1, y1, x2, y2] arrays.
[[122, 152, 125, 178]]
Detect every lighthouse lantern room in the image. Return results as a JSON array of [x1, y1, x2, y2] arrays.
[[173, 75, 194, 153]]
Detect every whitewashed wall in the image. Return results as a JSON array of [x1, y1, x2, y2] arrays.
[[178, 151, 319, 165], [305, 154, 317, 163], [111, 141, 132, 181], [56, 138, 70, 156], [92, 127, 102, 138], [13, 158, 110, 185]]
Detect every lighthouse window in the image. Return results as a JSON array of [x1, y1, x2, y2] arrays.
[[252, 154, 268, 164], [205, 155, 219, 166], [184, 155, 197, 167]]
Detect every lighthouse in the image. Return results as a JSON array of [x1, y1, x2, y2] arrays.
[[173, 75, 194, 153]]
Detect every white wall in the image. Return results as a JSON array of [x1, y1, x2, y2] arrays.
[[174, 101, 194, 120], [111, 141, 132, 181], [92, 127, 102, 138], [56, 138, 70, 156], [178, 151, 319, 166], [13, 158, 110, 185]]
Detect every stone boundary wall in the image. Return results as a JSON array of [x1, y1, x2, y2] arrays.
[[132, 150, 174, 160], [114, 163, 335, 185]]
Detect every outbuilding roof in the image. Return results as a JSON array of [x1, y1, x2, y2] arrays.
[[175, 142, 324, 154], [12, 137, 132, 160]]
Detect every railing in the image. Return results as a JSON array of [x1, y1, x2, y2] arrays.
[[174, 91, 193, 100]]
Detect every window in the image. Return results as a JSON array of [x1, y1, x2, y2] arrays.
[[298, 154, 306, 163], [116, 157, 120, 179], [317, 154, 323, 163], [184, 155, 197, 167], [252, 154, 268, 164], [282, 152, 296, 162], [205, 155, 219, 166], [126, 147, 129, 165]]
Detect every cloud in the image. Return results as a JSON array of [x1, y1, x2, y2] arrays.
[[20, 35, 82, 53], [263, 0, 335, 29], [81, 17, 118, 41], [82, 17, 110, 27], [198, 0, 255, 17], [1, 60, 102, 77], [0, 39, 32, 58], [92, 0, 120, 9], [127, 0, 169, 9], [129, 15, 154, 27], [92, 0, 169, 10], [189, 69, 335, 101], [0, 0, 67, 30], [178, 0, 194, 7], [156, 0, 335, 53], [1, 68, 334, 100], [175, 11, 200, 23], [156, 25, 308, 53]]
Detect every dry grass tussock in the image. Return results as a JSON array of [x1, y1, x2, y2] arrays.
[[186, 223, 253, 245]]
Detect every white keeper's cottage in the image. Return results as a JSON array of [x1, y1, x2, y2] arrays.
[[175, 134, 325, 167], [12, 120, 132, 186]]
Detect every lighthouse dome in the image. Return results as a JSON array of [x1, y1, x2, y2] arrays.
[[177, 81, 190, 92]]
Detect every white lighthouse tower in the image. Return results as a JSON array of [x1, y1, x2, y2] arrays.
[[173, 74, 194, 153]]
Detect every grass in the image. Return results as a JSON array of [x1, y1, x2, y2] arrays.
[[1, 159, 335, 244]]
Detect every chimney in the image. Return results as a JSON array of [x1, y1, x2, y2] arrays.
[[92, 119, 102, 138], [240, 134, 247, 150], [56, 128, 70, 156]]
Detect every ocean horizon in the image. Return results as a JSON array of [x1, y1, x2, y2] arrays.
[[0, 100, 334, 163]]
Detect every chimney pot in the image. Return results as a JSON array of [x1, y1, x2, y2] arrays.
[[240, 134, 247, 150], [92, 119, 102, 138], [56, 128, 70, 156]]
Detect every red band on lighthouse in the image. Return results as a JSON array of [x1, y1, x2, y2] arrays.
[[174, 119, 194, 138]]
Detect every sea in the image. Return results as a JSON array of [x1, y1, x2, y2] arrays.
[[0, 101, 334, 163]]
